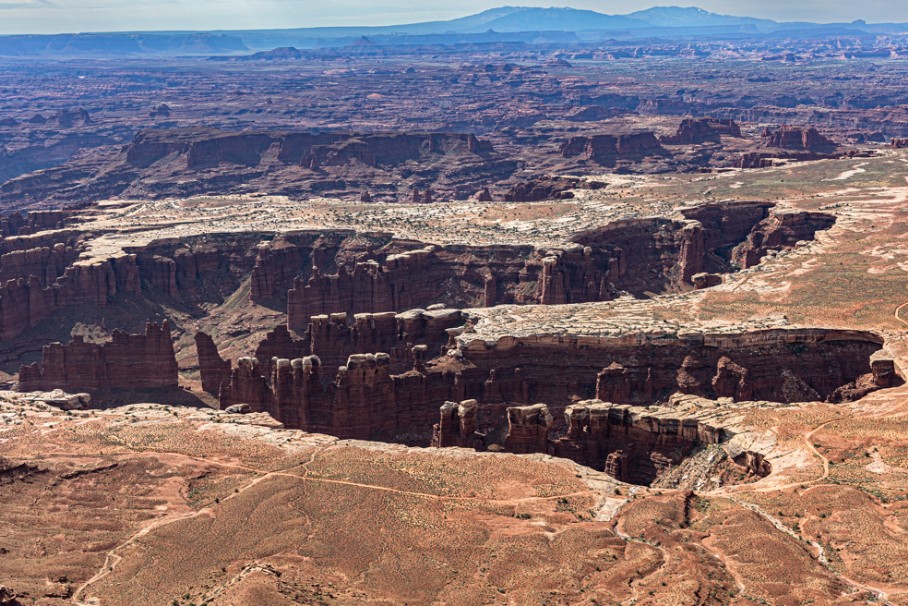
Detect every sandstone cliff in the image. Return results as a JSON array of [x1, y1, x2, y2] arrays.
[[18, 321, 178, 393]]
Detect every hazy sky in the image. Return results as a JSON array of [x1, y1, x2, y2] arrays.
[[2, 0, 908, 34]]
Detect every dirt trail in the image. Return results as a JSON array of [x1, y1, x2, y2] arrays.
[[71, 445, 598, 605], [895, 301, 908, 329]]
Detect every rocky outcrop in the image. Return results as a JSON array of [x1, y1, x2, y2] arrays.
[[284, 203, 813, 326], [186, 133, 274, 170], [503, 404, 552, 454], [286, 245, 530, 330], [571, 217, 709, 294], [0, 243, 79, 285], [129, 237, 263, 303], [0, 255, 140, 340], [220, 357, 274, 414], [731, 211, 836, 268], [831, 358, 901, 402], [221, 350, 457, 441], [215, 326, 896, 453], [761, 126, 838, 153], [0, 210, 72, 237], [503, 178, 578, 202], [195, 332, 231, 395], [659, 118, 741, 144], [711, 356, 754, 401], [692, 272, 722, 289], [18, 321, 178, 393], [0, 204, 832, 342], [740, 126, 842, 168], [431, 399, 484, 448], [551, 400, 722, 485], [250, 238, 310, 303], [250, 308, 461, 378], [461, 328, 895, 409], [561, 131, 665, 166]]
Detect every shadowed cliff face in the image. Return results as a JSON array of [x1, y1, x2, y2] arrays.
[[207, 318, 899, 485], [0, 202, 836, 344], [212, 324, 894, 435]]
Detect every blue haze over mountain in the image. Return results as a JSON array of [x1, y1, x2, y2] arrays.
[[0, 5, 903, 57]]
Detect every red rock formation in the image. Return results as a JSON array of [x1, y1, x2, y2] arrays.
[[220, 357, 273, 414], [287, 245, 486, 330], [503, 404, 552, 454], [596, 363, 638, 403], [331, 353, 396, 438], [253, 324, 311, 379], [127, 130, 493, 172], [216, 327, 896, 447], [712, 356, 754, 401], [0, 244, 78, 285], [551, 400, 721, 484], [659, 118, 741, 145], [463, 328, 894, 408], [503, 178, 577, 202], [692, 273, 722, 289], [250, 238, 308, 303], [0, 210, 72, 237], [831, 358, 902, 402], [474, 188, 493, 202], [431, 399, 484, 448], [186, 133, 274, 169], [271, 203, 826, 327], [561, 132, 665, 166], [195, 331, 231, 395], [18, 321, 178, 393], [251, 308, 461, 379], [731, 211, 836, 268], [221, 349, 454, 441], [0, 255, 140, 340], [270, 355, 329, 429], [761, 126, 838, 153]]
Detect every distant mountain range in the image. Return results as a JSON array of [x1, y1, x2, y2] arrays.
[[0, 6, 901, 57], [404, 6, 778, 33]]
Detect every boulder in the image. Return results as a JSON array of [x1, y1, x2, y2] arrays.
[[225, 403, 252, 414]]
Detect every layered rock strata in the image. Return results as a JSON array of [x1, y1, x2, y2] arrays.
[[0, 204, 835, 342], [561, 132, 666, 166], [659, 118, 742, 145], [731, 211, 837, 269], [0, 255, 140, 340], [195, 331, 231, 395], [215, 326, 897, 444], [431, 399, 484, 448], [18, 321, 178, 393], [286, 202, 826, 329]]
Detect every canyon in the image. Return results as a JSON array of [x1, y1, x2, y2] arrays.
[[5, 14, 908, 605], [1, 193, 894, 488]]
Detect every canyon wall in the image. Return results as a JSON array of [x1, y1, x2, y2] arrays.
[[0, 204, 835, 342], [214, 326, 895, 445], [18, 321, 178, 393], [286, 202, 823, 329], [0, 255, 140, 341]]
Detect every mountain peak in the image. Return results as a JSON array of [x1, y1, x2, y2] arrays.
[[628, 6, 777, 28]]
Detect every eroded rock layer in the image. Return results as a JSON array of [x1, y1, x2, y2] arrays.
[[0, 202, 835, 343], [212, 325, 896, 447], [18, 321, 178, 393]]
